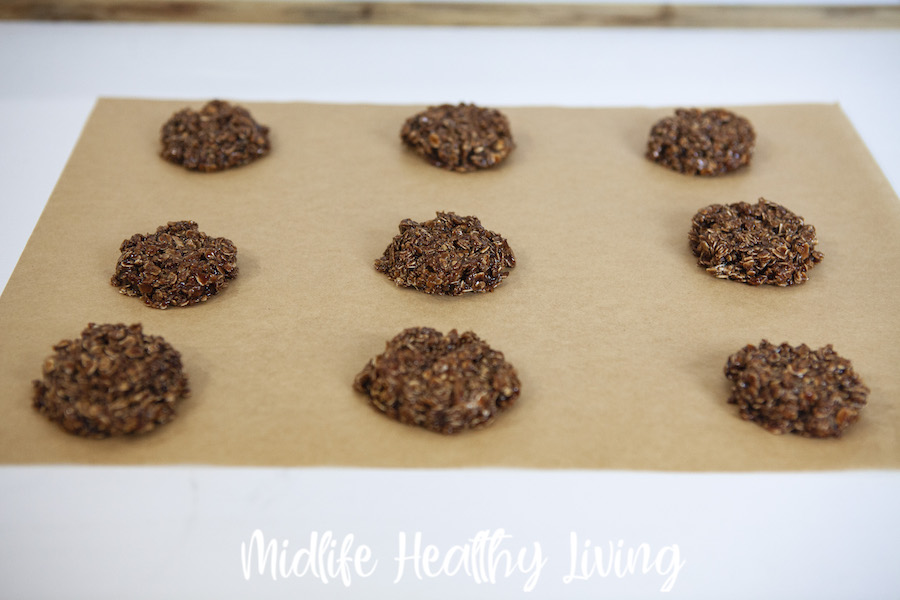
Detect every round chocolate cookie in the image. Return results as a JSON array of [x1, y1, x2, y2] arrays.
[[724, 340, 868, 438], [400, 103, 514, 172], [646, 108, 755, 176], [353, 327, 520, 434], [689, 198, 823, 286], [374, 211, 515, 295], [32, 323, 189, 438], [160, 100, 270, 172], [111, 220, 238, 309]]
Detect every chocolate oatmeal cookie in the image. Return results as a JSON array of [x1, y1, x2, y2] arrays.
[[160, 100, 270, 172], [374, 212, 515, 295], [111, 221, 238, 309], [689, 198, 823, 286], [724, 340, 868, 438], [353, 327, 520, 434], [647, 108, 755, 176], [32, 323, 189, 438], [400, 103, 514, 172]]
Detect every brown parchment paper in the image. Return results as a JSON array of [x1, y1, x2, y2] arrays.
[[1, 99, 898, 470]]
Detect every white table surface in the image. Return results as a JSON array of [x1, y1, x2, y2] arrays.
[[1, 22, 898, 599]]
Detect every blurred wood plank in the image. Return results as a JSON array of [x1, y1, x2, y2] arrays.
[[2, 0, 899, 28]]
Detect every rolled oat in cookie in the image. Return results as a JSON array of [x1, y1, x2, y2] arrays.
[[646, 108, 755, 176], [353, 327, 520, 434], [724, 340, 868, 438], [689, 198, 823, 286], [400, 103, 514, 172], [375, 211, 515, 295], [111, 220, 238, 309], [32, 323, 189, 438], [160, 100, 270, 172]]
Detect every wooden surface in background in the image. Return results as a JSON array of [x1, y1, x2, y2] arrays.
[[2, 0, 899, 28]]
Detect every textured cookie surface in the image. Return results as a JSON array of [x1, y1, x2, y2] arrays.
[[647, 108, 755, 176], [32, 323, 189, 438], [724, 340, 868, 438], [160, 100, 270, 171], [400, 103, 514, 172], [375, 212, 515, 295], [689, 198, 823, 286], [353, 327, 520, 434], [111, 220, 238, 309]]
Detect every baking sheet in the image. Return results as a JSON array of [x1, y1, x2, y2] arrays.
[[0, 99, 897, 470]]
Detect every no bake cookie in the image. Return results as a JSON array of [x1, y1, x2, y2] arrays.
[[111, 220, 238, 308], [160, 100, 270, 172], [353, 327, 520, 434], [689, 198, 823, 286], [647, 108, 755, 176], [375, 211, 515, 295], [724, 340, 868, 438], [400, 103, 514, 172], [32, 323, 189, 438]]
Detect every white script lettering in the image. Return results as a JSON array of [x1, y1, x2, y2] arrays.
[[241, 529, 377, 585], [562, 532, 685, 592], [394, 529, 546, 592]]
